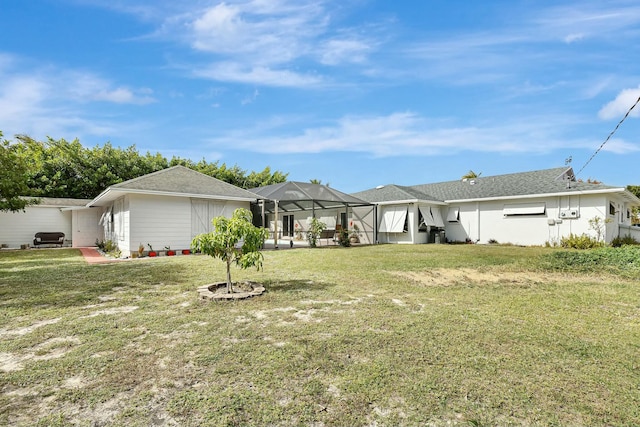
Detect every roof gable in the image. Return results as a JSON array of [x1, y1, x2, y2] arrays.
[[89, 166, 259, 206]]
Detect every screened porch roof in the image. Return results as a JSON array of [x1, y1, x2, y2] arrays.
[[250, 181, 372, 213]]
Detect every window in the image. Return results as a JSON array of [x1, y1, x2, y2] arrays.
[[447, 207, 459, 222], [379, 206, 408, 233], [418, 206, 445, 229], [431, 207, 445, 227], [419, 206, 436, 227], [609, 203, 616, 216], [503, 203, 546, 216]]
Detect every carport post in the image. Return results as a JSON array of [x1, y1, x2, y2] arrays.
[[274, 200, 279, 249]]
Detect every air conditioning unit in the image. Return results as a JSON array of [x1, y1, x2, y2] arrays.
[[559, 209, 579, 219]]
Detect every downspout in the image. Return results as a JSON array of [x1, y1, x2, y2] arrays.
[[476, 201, 481, 243]]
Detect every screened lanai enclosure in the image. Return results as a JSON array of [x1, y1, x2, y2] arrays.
[[250, 182, 375, 246]]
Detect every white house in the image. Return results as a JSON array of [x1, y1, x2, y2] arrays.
[[352, 167, 640, 246], [87, 166, 260, 256]]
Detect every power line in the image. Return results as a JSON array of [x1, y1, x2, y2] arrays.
[[576, 95, 640, 177]]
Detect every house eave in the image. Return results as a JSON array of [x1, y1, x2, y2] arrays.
[[445, 188, 638, 204], [87, 188, 257, 207], [373, 199, 448, 206]]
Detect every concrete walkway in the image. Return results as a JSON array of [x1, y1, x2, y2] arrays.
[[78, 247, 123, 264]]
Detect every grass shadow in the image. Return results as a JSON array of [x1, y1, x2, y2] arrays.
[[262, 279, 336, 294]]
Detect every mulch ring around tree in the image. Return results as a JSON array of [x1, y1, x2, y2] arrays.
[[197, 281, 266, 301]]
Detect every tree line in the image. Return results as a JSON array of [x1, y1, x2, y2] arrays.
[[0, 132, 287, 212]]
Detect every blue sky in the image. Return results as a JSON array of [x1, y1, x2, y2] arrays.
[[1, 0, 639, 192]]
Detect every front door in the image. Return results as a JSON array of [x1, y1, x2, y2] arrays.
[[283, 215, 294, 237], [72, 209, 101, 247]]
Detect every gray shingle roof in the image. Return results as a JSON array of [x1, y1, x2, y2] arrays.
[[354, 167, 627, 203], [109, 165, 259, 200], [351, 184, 442, 204], [31, 197, 93, 207]]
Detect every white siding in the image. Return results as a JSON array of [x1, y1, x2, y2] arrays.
[[190, 198, 247, 238], [0, 206, 72, 248], [438, 194, 627, 246], [128, 194, 192, 255], [127, 194, 249, 256]]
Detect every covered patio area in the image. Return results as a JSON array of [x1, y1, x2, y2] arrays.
[[250, 181, 375, 248]]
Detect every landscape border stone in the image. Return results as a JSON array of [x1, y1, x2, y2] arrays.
[[197, 281, 266, 301]]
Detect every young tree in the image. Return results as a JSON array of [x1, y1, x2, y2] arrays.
[[306, 217, 327, 248], [191, 208, 268, 293]]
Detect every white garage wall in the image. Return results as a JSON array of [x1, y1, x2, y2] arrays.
[[0, 206, 72, 248]]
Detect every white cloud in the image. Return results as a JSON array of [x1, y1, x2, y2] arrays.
[[187, 1, 326, 64], [564, 33, 585, 43], [598, 86, 640, 120], [151, 0, 380, 86], [0, 57, 153, 139], [319, 37, 372, 65], [600, 138, 640, 154], [206, 112, 586, 157], [193, 62, 322, 87]]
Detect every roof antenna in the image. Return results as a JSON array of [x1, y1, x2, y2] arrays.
[[563, 156, 573, 188]]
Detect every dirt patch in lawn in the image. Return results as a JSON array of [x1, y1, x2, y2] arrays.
[[389, 268, 580, 287], [0, 317, 61, 338]]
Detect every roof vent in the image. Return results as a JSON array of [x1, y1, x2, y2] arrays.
[[469, 179, 476, 185], [376, 185, 385, 189]]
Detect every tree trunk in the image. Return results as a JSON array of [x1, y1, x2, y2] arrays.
[[226, 257, 233, 293]]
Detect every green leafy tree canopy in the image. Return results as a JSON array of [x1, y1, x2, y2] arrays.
[[0, 132, 39, 212], [191, 208, 268, 293], [4, 133, 288, 199]]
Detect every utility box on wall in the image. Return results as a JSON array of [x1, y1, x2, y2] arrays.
[[559, 209, 579, 219]]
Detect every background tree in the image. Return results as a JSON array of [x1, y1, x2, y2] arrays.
[[462, 170, 481, 179], [191, 208, 268, 293], [309, 179, 329, 186], [0, 132, 38, 212], [5, 132, 288, 198]]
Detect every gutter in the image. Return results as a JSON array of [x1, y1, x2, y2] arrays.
[[446, 188, 636, 204], [87, 188, 258, 207]]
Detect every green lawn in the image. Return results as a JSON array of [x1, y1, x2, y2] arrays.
[[0, 245, 638, 426]]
